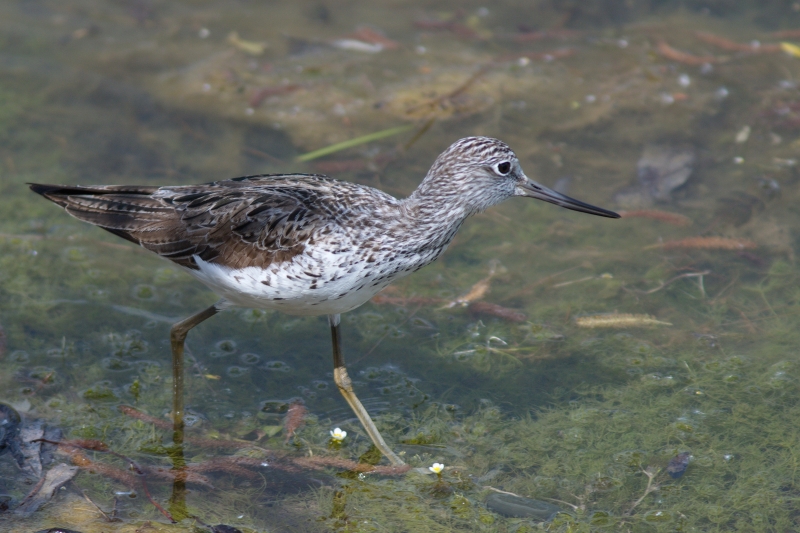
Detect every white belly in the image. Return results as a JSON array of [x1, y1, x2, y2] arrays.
[[188, 254, 408, 316]]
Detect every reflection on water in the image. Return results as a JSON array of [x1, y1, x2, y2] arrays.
[[2, 1, 800, 531]]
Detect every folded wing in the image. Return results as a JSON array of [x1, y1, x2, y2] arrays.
[[29, 175, 345, 271]]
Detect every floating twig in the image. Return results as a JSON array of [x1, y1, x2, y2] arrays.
[[17, 474, 48, 509], [452, 337, 524, 366], [72, 481, 118, 522], [346, 27, 400, 50], [694, 31, 780, 53], [444, 261, 504, 308], [61, 446, 174, 522], [619, 209, 692, 227], [446, 277, 492, 307], [575, 313, 672, 329], [553, 273, 613, 289], [467, 301, 527, 323], [291, 455, 412, 475], [656, 39, 718, 65], [625, 270, 711, 296], [771, 30, 800, 39], [118, 405, 259, 450], [780, 42, 800, 58], [191, 453, 410, 477], [248, 84, 303, 108], [227, 31, 267, 55], [404, 64, 493, 116], [484, 485, 524, 496], [645, 236, 757, 251], [403, 117, 437, 151]]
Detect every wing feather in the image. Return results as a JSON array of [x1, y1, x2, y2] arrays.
[[29, 175, 354, 271]]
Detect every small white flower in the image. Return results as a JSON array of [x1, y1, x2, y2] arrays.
[[429, 462, 444, 474], [330, 428, 347, 441]]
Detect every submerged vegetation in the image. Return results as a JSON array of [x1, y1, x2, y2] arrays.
[[2, 0, 800, 531]]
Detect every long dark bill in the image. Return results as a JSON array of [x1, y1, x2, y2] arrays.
[[519, 178, 620, 219]]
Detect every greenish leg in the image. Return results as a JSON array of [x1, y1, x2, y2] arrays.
[[329, 314, 405, 466]]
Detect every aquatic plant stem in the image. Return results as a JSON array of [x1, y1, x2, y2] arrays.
[[625, 467, 662, 516], [403, 117, 436, 151], [296, 125, 414, 162]]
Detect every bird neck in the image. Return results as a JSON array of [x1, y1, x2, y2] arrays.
[[400, 180, 473, 253], [404, 160, 499, 224], [404, 180, 469, 223]]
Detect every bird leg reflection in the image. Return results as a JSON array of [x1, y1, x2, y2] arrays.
[[168, 302, 219, 518]]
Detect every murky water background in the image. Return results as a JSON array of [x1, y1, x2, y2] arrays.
[[3, 1, 800, 531]]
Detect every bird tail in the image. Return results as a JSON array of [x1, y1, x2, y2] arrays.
[[29, 183, 167, 244]]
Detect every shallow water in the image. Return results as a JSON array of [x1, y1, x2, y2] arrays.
[[2, 1, 800, 531]]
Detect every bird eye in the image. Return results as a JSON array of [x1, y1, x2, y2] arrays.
[[495, 161, 512, 175]]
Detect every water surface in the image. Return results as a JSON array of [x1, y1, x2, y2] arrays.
[[2, 1, 800, 531]]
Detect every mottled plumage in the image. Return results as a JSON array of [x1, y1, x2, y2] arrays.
[[30, 137, 617, 316], [30, 136, 619, 466]]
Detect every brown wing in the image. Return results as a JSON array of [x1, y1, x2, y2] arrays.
[[29, 175, 349, 270]]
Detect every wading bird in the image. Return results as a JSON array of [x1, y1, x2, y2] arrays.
[[31, 136, 619, 465]]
